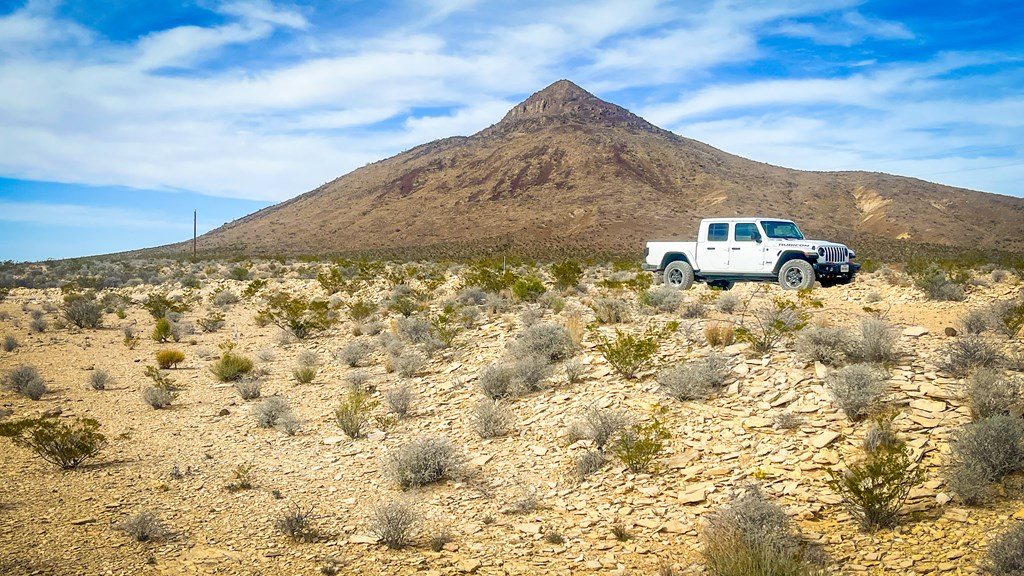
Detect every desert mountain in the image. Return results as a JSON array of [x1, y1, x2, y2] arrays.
[[189, 79, 1024, 259]]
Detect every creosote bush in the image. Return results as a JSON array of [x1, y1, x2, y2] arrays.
[[912, 263, 965, 301], [5, 364, 47, 400], [736, 298, 808, 355], [155, 349, 185, 369], [550, 260, 584, 290], [210, 342, 254, 382], [256, 292, 334, 339], [826, 440, 923, 530], [611, 416, 670, 473], [371, 500, 418, 549], [0, 417, 107, 469], [826, 364, 888, 421], [595, 328, 659, 379], [701, 486, 822, 576], [384, 435, 462, 489]]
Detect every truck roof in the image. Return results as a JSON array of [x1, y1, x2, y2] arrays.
[[700, 217, 795, 224]]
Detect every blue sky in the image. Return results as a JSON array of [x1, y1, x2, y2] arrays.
[[0, 0, 1022, 261]]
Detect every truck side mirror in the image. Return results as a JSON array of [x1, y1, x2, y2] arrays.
[[754, 233, 762, 243]]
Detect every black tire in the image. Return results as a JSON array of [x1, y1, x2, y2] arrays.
[[663, 261, 694, 290], [778, 260, 815, 290]]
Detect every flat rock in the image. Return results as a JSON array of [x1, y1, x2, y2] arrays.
[[515, 523, 542, 534], [910, 398, 947, 414], [459, 559, 482, 573], [349, 534, 378, 544], [810, 431, 841, 449], [903, 326, 929, 337]]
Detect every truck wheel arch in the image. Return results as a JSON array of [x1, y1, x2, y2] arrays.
[[771, 251, 816, 275], [659, 253, 691, 270]]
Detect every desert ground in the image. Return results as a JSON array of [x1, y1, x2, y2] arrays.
[[1, 259, 1023, 576]]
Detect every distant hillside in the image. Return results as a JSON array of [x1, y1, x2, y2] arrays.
[[168, 80, 1024, 260]]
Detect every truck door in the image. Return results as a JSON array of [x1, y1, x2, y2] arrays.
[[700, 222, 731, 272], [730, 222, 767, 271]]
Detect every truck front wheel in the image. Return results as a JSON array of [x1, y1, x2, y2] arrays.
[[664, 261, 694, 290], [778, 260, 814, 290]]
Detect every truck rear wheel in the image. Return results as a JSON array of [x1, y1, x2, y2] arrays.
[[664, 261, 694, 290], [778, 260, 814, 290]]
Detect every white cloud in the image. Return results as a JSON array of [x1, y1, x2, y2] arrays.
[[0, 201, 190, 230]]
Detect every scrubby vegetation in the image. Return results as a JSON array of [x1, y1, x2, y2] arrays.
[[0, 417, 107, 468]]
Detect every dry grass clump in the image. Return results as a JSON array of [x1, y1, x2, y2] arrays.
[[704, 322, 735, 347], [384, 436, 462, 489], [155, 349, 185, 369], [715, 293, 741, 314]]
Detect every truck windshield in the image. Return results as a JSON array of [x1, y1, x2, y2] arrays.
[[761, 221, 804, 240]]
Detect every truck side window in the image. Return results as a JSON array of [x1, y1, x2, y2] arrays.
[[734, 223, 759, 242], [708, 223, 729, 242]]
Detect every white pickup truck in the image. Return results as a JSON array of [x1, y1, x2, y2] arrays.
[[642, 217, 860, 290]]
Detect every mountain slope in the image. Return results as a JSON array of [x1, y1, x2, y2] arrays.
[[188, 80, 1024, 258]]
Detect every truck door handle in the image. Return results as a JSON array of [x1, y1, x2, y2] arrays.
[[707, 247, 715, 251], [731, 247, 741, 251]]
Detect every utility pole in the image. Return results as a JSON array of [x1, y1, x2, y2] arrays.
[[193, 210, 197, 260]]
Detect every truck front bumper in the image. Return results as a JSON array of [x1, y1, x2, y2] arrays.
[[813, 262, 861, 277]]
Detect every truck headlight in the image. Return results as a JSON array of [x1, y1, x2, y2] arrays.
[[817, 247, 825, 257]]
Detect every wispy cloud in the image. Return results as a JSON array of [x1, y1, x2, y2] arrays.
[[0, 201, 191, 230]]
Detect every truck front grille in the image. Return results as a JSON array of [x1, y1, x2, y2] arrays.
[[820, 246, 849, 263]]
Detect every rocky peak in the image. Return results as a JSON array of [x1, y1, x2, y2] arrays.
[[486, 79, 663, 134]]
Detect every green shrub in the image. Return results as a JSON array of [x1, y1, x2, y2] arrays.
[[736, 297, 808, 355], [292, 365, 317, 384], [826, 364, 888, 421], [989, 299, 1024, 339], [4, 364, 47, 400], [60, 292, 103, 328], [701, 487, 823, 576], [242, 278, 268, 298], [0, 417, 107, 469], [550, 261, 583, 290], [825, 443, 923, 530], [986, 521, 1024, 576], [152, 318, 173, 342], [429, 310, 462, 348], [155, 349, 185, 369], [347, 298, 377, 321], [611, 416, 670, 473], [461, 261, 519, 293], [595, 328, 659, 379], [255, 292, 334, 339], [197, 311, 226, 332], [335, 388, 377, 439], [384, 436, 462, 489], [210, 343, 254, 382], [912, 263, 965, 301], [142, 292, 188, 319], [511, 276, 546, 302]]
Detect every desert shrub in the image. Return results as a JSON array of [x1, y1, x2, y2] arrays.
[[390, 350, 425, 378], [913, 263, 966, 301], [512, 276, 546, 302], [338, 339, 375, 367], [986, 521, 1024, 576], [960, 309, 989, 335], [574, 449, 606, 478], [155, 349, 185, 369], [346, 298, 377, 322], [143, 386, 175, 409], [611, 416, 670, 473], [234, 376, 262, 400], [611, 522, 631, 541], [225, 464, 255, 492], [428, 311, 462, 349], [640, 287, 683, 313], [117, 511, 168, 542], [142, 292, 188, 319], [567, 405, 630, 451], [681, 300, 707, 319], [658, 354, 730, 401], [275, 503, 317, 541], [848, 318, 900, 364], [966, 368, 1021, 418], [595, 328, 659, 379], [29, 317, 48, 333], [773, 411, 803, 430], [715, 293, 741, 314], [704, 322, 735, 347], [212, 290, 239, 307], [796, 326, 850, 366], [478, 363, 516, 400], [701, 486, 821, 576], [196, 311, 225, 333], [210, 343, 254, 382], [862, 416, 902, 455], [989, 299, 1024, 339], [5, 364, 46, 400], [826, 442, 923, 530], [384, 435, 462, 489], [519, 307, 543, 327], [371, 500, 418, 549], [736, 298, 809, 355], [592, 298, 629, 324], [511, 354, 552, 393], [256, 292, 334, 339], [0, 417, 107, 468], [292, 365, 318, 384], [509, 322, 576, 363], [550, 260, 584, 290], [60, 292, 103, 328], [564, 359, 586, 384], [89, 369, 111, 391], [826, 364, 888, 421], [335, 388, 377, 439], [254, 396, 293, 428], [152, 318, 173, 342], [939, 335, 1002, 378], [2, 334, 17, 352], [385, 384, 412, 418], [946, 414, 1024, 504], [472, 398, 512, 438]]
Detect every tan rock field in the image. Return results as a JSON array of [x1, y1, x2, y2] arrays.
[[1, 260, 1023, 575]]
